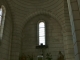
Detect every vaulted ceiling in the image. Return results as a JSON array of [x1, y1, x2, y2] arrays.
[[6, 0, 64, 20], [4, 0, 65, 29]]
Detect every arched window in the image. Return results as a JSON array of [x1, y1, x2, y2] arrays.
[[0, 7, 2, 26], [39, 22, 46, 45], [0, 5, 6, 40]]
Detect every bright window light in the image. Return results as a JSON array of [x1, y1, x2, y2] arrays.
[[39, 22, 45, 45], [0, 5, 6, 40], [0, 8, 2, 25]]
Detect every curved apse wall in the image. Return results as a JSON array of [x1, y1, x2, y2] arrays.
[[6, 0, 65, 60], [22, 14, 64, 60]]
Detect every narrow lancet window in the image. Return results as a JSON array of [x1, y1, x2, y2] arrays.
[[0, 8, 2, 26], [0, 5, 6, 40], [39, 22, 45, 45]]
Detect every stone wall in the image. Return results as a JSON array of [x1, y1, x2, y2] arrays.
[[6, 0, 66, 60], [22, 14, 64, 60], [67, 0, 80, 60], [0, 0, 12, 60], [1, 0, 80, 60]]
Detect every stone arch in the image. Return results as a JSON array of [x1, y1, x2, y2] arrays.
[[23, 11, 62, 29], [21, 11, 64, 60]]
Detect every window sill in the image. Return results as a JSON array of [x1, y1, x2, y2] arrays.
[[36, 45, 48, 49]]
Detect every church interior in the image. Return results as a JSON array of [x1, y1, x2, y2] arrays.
[[0, 0, 80, 60]]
